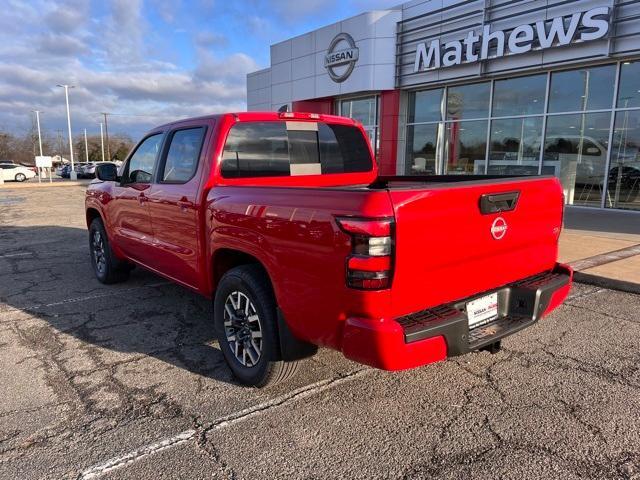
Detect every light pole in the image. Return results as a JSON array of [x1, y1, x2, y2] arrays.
[[32, 110, 43, 156], [32, 110, 45, 183], [84, 128, 89, 163], [99, 122, 105, 162], [57, 84, 76, 179], [101, 112, 110, 160]]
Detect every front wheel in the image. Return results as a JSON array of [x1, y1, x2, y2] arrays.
[[15, 173, 26, 182], [214, 265, 299, 387], [89, 218, 131, 284]]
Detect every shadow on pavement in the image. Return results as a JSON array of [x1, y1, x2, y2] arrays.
[[0, 225, 237, 386]]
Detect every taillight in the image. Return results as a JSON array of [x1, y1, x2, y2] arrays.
[[336, 217, 394, 290]]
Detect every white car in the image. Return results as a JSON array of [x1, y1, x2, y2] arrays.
[[79, 161, 117, 178], [0, 163, 37, 182]]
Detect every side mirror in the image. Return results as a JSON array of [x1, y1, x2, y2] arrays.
[[96, 163, 118, 182]]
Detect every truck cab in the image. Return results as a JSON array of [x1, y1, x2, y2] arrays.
[[86, 112, 572, 387]]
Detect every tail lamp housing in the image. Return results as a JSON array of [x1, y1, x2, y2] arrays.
[[336, 217, 394, 290]]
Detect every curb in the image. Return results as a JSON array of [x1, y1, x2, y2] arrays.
[[573, 271, 640, 295], [0, 181, 90, 189]]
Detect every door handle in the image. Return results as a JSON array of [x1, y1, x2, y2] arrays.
[[177, 197, 193, 211], [479, 191, 520, 214]]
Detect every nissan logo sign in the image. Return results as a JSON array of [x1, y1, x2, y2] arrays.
[[324, 33, 359, 83], [491, 217, 508, 240]]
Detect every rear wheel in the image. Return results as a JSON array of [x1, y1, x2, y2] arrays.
[[15, 173, 26, 182], [89, 218, 131, 284], [214, 265, 299, 387]]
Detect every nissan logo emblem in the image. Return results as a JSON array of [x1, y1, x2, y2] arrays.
[[491, 217, 508, 240], [324, 33, 359, 83]]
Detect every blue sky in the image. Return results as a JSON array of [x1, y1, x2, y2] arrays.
[[0, 0, 397, 140]]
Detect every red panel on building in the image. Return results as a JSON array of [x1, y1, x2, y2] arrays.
[[292, 98, 334, 115], [378, 90, 401, 176]]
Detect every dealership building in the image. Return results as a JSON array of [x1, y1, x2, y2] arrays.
[[247, 0, 640, 211]]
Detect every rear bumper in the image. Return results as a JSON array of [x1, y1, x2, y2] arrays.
[[341, 263, 572, 370]]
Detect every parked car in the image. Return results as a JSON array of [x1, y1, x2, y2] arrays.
[[57, 165, 72, 178], [0, 163, 37, 182], [79, 161, 118, 179], [85, 111, 572, 387]]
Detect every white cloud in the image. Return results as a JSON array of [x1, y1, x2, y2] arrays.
[[0, 0, 258, 138]]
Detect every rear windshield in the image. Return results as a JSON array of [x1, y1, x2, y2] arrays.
[[220, 121, 372, 178]]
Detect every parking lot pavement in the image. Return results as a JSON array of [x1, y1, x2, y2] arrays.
[[0, 186, 639, 480]]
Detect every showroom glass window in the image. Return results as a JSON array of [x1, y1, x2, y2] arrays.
[[488, 75, 546, 175], [404, 61, 640, 211], [610, 61, 640, 211], [492, 75, 546, 117], [543, 64, 616, 207], [542, 112, 611, 207], [406, 88, 443, 174], [489, 117, 543, 176], [339, 97, 378, 154]]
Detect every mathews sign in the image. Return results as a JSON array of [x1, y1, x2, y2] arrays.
[[414, 7, 610, 72]]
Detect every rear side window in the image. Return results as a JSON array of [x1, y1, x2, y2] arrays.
[[161, 127, 205, 183], [220, 121, 372, 178]]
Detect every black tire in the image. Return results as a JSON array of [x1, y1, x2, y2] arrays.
[[214, 265, 299, 387], [15, 173, 26, 182], [89, 218, 131, 284]]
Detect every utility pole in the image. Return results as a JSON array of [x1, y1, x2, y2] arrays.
[[101, 112, 110, 160], [56, 130, 63, 158], [57, 84, 76, 179], [84, 128, 89, 163], [99, 122, 105, 162]]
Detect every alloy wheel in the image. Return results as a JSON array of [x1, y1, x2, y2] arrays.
[[223, 291, 263, 367], [92, 230, 106, 275]]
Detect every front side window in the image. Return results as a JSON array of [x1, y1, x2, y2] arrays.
[[162, 127, 205, 183], [124, 133, 163, 184], [220, 121, 372, 178]]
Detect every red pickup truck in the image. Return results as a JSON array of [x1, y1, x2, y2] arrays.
[[85, 111, 572, 387]]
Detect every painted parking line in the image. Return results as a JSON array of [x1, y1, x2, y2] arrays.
[[78, 368, 370, 479], [0, 252, 32, 258]]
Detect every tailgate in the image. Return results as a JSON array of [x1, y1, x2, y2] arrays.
[[387, 176, 564, 317]]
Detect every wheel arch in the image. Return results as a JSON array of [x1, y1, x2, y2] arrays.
[[211, 248, 271, 294], [211, 247, 317, 361], [86, 207, 103, 229]]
